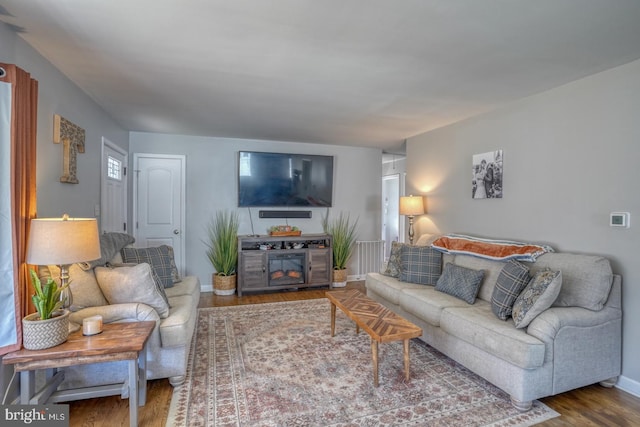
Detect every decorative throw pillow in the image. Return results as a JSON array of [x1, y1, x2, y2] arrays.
[[491, 260, 531, 320], [40, 264, 108, 308], [399, 245, 442, 285], [435, 263, 485, 304], [95, 263, 170, 318], [512, 269, 562, 329], [382, 241, 407, 278], [79, 232, 135, 270], [121, 245, 181, 288]]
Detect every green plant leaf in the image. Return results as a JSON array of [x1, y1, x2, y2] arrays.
[[203, 210, 239, 276], [323, 212, 359, 270]]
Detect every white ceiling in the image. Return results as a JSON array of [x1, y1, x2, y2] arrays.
[[2, 1, 640, 152]]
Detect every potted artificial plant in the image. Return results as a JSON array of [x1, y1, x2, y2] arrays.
[[204, 210, 240, 295], [323, 212, 358, 287], [22, 269, 71, 350]]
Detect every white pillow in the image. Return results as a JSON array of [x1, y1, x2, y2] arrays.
[[95, 263, 170, 318]]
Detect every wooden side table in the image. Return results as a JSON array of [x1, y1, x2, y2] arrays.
[[3, 321, 155, 427]]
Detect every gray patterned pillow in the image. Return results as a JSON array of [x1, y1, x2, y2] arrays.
[[512, 269, 562, 328], [435, 263, 484, 304], [399, 245, 442, 285], [382, 241, 407, 278], [491, 260, 531, 320], [121, 245, 180, 288]]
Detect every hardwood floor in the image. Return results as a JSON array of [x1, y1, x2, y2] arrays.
[[68, 282, 640, 426]]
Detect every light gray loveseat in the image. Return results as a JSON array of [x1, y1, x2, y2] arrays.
[[40, 234, 200, 392], [365, 235, 622, 411]]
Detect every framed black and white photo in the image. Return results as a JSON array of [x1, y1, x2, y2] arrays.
[[472, 150, 503, 199]]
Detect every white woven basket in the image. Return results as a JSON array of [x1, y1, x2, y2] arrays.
[[22, 309, 70, 350]]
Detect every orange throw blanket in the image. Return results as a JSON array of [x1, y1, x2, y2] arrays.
[[431, 234, 553, 262]]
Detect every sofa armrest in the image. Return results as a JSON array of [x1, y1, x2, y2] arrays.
[[527, 305, 622, 342], [69, 303, 161, 325]]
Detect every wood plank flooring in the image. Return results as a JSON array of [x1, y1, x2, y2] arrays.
[[67, 282, 640, 426]]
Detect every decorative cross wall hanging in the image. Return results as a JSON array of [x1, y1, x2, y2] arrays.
[[53, 114, 85, 184]]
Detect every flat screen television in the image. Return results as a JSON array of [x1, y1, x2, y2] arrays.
[[238, 151, 334, 207]]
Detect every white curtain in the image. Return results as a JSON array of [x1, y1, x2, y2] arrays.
[[0, 80, 17, 349]]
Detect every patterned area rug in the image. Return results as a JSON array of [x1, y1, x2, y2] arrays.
[[167, 299, 559, 426]]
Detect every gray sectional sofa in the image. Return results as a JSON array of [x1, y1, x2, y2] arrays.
[[40, 234, 200, 393], [366, 236, 622, 411]]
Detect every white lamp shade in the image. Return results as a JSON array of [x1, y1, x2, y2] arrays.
[[399, 195, 425, 216], [26, 217, 101, 265]]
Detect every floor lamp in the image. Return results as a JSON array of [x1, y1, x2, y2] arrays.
[[26, 214, 101, 312], [399, 195, 425, 245]]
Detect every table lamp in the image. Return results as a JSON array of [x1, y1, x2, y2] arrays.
[[399, 195, 425, 245], [26, 214, 101, 311]]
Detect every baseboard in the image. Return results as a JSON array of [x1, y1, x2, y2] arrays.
[[348, 274, 365, 282], [201, 280, 213, 293], [616, 375, 640, 398]]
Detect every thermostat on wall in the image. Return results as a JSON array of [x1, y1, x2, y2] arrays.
[[610, 212, 630, 228]]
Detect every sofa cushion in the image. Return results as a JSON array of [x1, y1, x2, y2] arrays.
[[531, 253, 613, 311], [121, 245, 181, 287], [435, 262, 484, 304], [365, 272, 425, 305], [160, 294, 197, 347], [491, 260, 531, 320], [399, 287, 470, 327], [512, 269, 562, 328], [40, 264, 108, 308], [164, 275, 201, 299], [381, 241, 407, 278], [453, 254, 506, 302], [399, 245, 442, 285], [95, 263, 170, 318], [440, 303, 546, 369], [414, 234, 440, 246]]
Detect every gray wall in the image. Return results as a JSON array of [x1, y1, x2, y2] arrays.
[[130, 132, 382, 291], [406, 58, 640, 395], [0, 22, 129, 220]]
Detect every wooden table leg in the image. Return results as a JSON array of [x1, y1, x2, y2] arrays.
[[138, 344, 148, 406], [20, 370, 35, 404], [330, 302, 336, 337], [371, 339, 379, 387], [128, 358, 138, 426], [403, 339, 410, 382]]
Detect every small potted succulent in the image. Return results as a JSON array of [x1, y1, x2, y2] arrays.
[[22, 269, 70, 350]]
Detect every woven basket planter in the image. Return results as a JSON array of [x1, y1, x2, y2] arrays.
[[22, 309, 70, 350], [332, 269, 348, 288], [213, 273, 236, 296]]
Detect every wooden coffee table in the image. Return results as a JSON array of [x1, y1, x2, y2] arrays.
[[326, 289, 422, 387], [3, 321, 155, 427]]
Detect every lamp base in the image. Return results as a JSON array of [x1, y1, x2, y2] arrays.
[[408, 216, 416, 245]]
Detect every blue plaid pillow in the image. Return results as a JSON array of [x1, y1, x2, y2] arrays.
[[399, 245, 442, 285], [121, 245, 180, 288], [435, 263, 484, 304]]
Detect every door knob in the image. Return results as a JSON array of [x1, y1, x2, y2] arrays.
[[173, 229, 180, 235]]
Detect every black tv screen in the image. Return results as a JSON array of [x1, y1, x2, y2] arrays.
[[238, 151, 334, 207]]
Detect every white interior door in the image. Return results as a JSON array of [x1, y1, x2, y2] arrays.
[[101, 138, 128, 234], [133, 153, 186, 275]]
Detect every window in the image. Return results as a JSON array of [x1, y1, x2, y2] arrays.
[[107, 155, 122, 180]]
